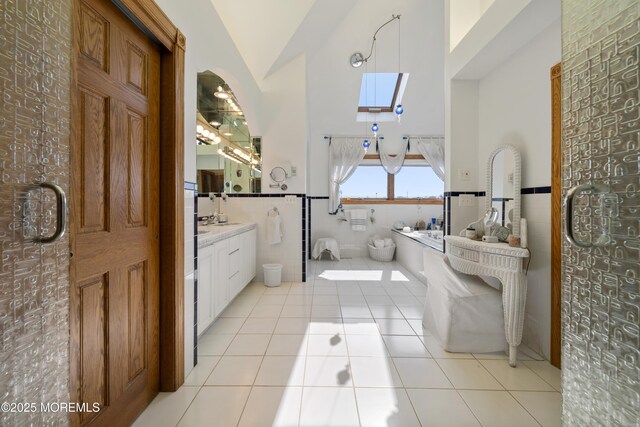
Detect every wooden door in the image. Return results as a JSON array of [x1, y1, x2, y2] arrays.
[[70, 0, 160, 424]]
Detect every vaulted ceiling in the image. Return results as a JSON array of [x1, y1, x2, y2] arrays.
[[210, 0, 357, 83]]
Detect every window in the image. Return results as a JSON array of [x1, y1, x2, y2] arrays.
[[395, 166, 443, 199], [340, 166, 388, 199], [340, 155, 444, 204], [358, 73, 404, 113]]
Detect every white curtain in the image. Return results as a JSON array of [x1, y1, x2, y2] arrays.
[[415, 136, 445, 181], [329, 137, 366, 213], [379, 139, 408, 175]]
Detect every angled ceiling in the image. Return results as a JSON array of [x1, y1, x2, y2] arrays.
[[210, 0, 356, 83]]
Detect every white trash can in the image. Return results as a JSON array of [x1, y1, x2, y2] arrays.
[[263, 264, 283, 287]]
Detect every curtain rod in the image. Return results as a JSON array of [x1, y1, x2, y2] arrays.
[[402, 135, 445, 140], [323, 135, 385, 140], [323, 135, 443, 141]]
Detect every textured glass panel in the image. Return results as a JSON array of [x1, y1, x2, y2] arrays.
[[0, 0, 72, 425], [562, 0, 640, 425]]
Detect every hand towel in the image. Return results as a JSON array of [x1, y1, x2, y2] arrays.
[[384, 238, 394, 247], [267, 211, 283, 245], [349, 209, 367, 231]]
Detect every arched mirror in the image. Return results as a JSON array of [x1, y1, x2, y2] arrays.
[[485, 144, 521, 237], [196, 71, 262, 193]]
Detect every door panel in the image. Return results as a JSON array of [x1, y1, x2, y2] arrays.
[[71, 0, 160, 425], [127, 260, 147, 381], [78, 87, 109, 233], [126, 109, 147, 227], [78, 274, 108, 425]]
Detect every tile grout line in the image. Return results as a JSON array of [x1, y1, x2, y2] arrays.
[[506, 390, 544, 427], [234, 290, 280, 427], [172, 260, 559, 427], [453, 388, 484, 427]]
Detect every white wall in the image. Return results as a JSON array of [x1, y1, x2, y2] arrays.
[[477, 20, 560, 189], [310, 199, 444, 258], [307, 0, 445, 195], [183, 189, 195, 376], [199, 196, 304, 282], [260, 55, 308, 194], [476, 20, 561, 358], [449, 0, 495, 51], [154, 0, 264, 377]]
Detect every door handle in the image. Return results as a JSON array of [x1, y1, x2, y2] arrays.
[[31, 182, 67, 244], [564, 183, 608, 248]]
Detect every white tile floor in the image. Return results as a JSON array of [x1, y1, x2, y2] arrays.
[[134, 259, 561, 427]]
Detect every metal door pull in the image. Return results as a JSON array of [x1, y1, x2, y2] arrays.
[[564, 183, 608, 248], [31, 182, 67, 244]]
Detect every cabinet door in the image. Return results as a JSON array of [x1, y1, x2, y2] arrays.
[[213, 239, 230, 317], [197, 245, 215, 335], [239, 230, 252, 287], [228, 248, 242, 298]]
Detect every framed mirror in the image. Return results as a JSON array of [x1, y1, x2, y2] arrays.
[[270, 167, 288, 183], [485, 144, 521, 237], [269, 166, 288, 191], [196, 71, 262, 194]]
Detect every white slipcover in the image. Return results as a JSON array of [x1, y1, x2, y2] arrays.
[[421, 249, 507, 353]]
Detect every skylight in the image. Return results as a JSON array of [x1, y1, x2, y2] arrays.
[[358, 73, 402, 112]]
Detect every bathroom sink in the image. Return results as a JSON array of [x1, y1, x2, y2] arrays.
[[210, 222, 240, 227]]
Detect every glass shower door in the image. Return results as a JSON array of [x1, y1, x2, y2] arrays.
[[0, 1, 72, 425], [561, 0, 639, 424]]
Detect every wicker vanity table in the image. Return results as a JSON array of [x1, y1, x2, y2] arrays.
[[446, 144, 530, 367], [444, 235, 529, 366]]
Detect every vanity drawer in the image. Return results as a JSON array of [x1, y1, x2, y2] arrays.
[[228, 235, 241, 253], [448, 245, 479, 263], [479, 252, 521, 270]]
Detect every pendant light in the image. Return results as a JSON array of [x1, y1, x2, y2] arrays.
[[350, 15, 404, 126], [363, 59, 370, 151], [395, 16, 404, 122], [372, 41, 379, 138]]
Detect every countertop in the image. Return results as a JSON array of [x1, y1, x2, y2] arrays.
[[444, 235, 529, 257], [392, 228, 444, 252], [197, 222, 257, 248]]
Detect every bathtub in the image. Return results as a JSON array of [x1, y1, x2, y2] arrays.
[[392, 229, 444, 252], [393, 228, 444, 284]]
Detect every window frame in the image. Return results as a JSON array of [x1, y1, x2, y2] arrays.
[[357, 73, 404, 113], [340, 154, 444, 205]]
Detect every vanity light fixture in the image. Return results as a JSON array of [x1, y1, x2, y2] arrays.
[[209, 120, 221, 127], [218, 146, 258, 168], [214, 85, 230, 99]]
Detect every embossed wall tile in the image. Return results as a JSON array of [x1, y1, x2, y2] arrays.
[[0, 0, 72, 425], [562, 0, 640, 425]]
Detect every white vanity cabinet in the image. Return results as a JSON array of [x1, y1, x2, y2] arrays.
[[197, 244, 215, 335], [212, 239, 230, 317], [197, 225, 257, 335]]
